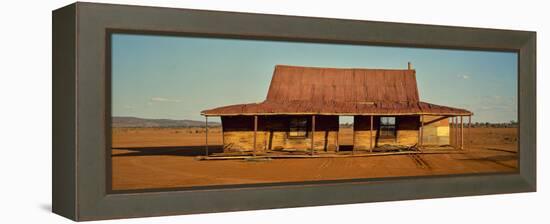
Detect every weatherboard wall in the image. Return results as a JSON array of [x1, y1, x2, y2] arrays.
[[422, 115, 451, 146], [221, 115, 451, 152], [353, 115, 449, 148], [221, 115, 339, 152], [353, 115, 421, 149]]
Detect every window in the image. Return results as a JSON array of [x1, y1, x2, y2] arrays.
[[288, 117, 308, 138], [379, 117, 396, 138]]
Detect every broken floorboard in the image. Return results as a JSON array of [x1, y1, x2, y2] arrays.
[[196, 150, 464, 161]]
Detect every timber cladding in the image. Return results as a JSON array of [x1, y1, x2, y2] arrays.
[[353, 115, 451, 148], [354, 115, 420, 149], [422, 115, 451, 145], [222, 115, 338, 152], [221, 115, 453, 152], [396, 116, 421, 146]]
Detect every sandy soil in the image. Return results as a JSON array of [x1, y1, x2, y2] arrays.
[[111, 127, 518, 190]]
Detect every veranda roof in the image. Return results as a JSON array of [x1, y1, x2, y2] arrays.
[[201, 101, 471, 116]]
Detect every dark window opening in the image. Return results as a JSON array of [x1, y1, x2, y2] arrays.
[[288, 117, 308, 138], [379, 117, 396, 138]]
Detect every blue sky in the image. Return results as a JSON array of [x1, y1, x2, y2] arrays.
[[112, 33, 517, 123]]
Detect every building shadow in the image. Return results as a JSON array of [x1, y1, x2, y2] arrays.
[[112, 145, 224, 157], [483, 147, 517, 154], [338, 145, 354, 151], [456, 154, 518, 169]]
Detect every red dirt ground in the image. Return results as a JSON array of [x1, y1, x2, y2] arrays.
[[111, 127, 517, 190]]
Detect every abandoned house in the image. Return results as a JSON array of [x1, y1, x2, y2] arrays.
[[201, 64, 473, 154]]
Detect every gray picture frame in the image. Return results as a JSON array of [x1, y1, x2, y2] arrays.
[[52, 2, 536, 221]]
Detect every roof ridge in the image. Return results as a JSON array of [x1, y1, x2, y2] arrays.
[[274, 64, 415, 71]]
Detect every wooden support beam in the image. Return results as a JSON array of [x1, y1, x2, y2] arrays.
[[221, 117, 224, 150], [451, 117, 455, 148], [370, 115, 374, 152], [456, 116, 459, 149], [460, 116, 464, 150], [352, 116, 356, 155], [205, 116, 209, 156], [449, 117, 455, 146], [324, 130, 329, 152], [454, 117, 458, 149], [420, 115, 424, 147], [420, 117, 424, 146], [253, 115, 257, 157], [311, 115, 316, 156], [336, 118, 340, 152], [468, 115, 471, 151], [456, 117, 459, 149]]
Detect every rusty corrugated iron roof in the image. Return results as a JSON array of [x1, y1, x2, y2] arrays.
[[202, 65, 472, 116], [266, 65, 419, 103], [201, 101, 471, 116]]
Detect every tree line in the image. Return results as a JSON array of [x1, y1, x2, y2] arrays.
[[339, 120, 518, 128]]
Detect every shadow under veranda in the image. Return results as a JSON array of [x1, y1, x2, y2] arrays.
[[112, 145, 224, 157], [111, 144, 427, 157], [455, 154, 518, 169]]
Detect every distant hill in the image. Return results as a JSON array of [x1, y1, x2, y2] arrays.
[[112, 116, 220, 128]]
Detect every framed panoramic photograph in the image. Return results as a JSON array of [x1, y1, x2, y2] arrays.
[[52, 2, 536, 221]]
